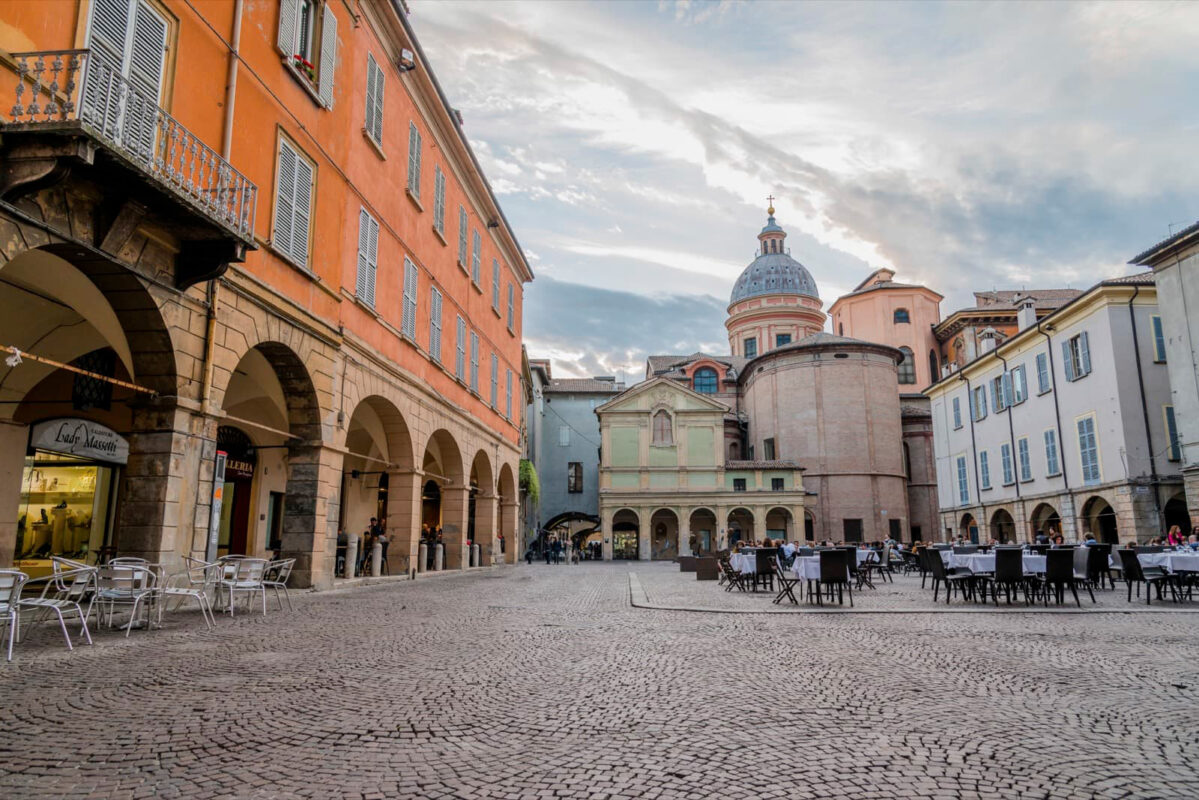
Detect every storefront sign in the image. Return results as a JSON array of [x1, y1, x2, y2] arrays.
[[225, 458, 255, 480], [30, 418, 129, 464]]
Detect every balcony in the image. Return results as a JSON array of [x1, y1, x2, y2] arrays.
[[2, 50, 257, 288]]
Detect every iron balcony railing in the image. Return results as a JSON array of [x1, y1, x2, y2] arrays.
[[8, 49, 256, 243]]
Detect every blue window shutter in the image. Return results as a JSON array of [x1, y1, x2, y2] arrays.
[[1062, 341, 1075, 381], [1079, 331, 1091, 376]]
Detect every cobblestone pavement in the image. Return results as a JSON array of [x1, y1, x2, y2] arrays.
[[3, 562, 1199, 799]]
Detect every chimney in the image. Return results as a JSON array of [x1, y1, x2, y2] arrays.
[[979, 327, 998, 354], [1015, 294, 1037, 331]]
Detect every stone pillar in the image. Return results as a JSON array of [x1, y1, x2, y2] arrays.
[[601, 509, 613, 561], [638, 507, 651, 560], [678, 510, 693, 557], [716, 504, 728, 551], [1059, 494, 1079, 541], [386, 469, 421, 575], [417, 541, 427, 573], [370, 540, 382, 576], [434, 542, 444, 570], [442, 485, 469, 569], [119, 404, 214, 574], [474, 491, 497, 565], [0, 423, 29, 568], [281, 442, 344, 590], [500, 500, 518, 564], [344, 536, 358, 579]]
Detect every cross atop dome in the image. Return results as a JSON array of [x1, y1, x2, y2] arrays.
[[767, 194, 775, 216]]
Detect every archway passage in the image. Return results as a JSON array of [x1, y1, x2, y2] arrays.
[[804, 510, 815, 542], [1164, 494, 1191, 536], [1, 246, 178, 574], [497, 463, 517, 564], [689, 508, 717, 555], [960, 513, 979, 543], [765, 506, 794, 543], [989, 508, 1016, 543], [422, 429, 465, 568], [649, 509, 679, 560], [1029, 502, 1061, 541], [727, 508, 755, 547], [611, 508, 640, 560], [468, 450, 495, 565], [1082, 496, 1119, 544]]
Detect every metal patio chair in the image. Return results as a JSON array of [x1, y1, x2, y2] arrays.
[[18, 566, 96, 650], [262, 558, 296, 612], [219, 557, 269, 617], [0, 570, 28, 661]]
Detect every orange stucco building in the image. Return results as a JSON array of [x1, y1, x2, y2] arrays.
[[0, 0, 531, 586]]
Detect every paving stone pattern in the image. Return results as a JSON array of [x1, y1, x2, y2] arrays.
[[2, 562, 1199, 799]]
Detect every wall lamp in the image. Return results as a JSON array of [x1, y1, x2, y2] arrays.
[[398, 49, 416, 72]]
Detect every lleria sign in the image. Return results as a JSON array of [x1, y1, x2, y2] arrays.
[[30, 418, 130, 464]]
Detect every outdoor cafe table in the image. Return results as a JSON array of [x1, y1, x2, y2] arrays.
[[732, 549, 872, 575], [791, 556, 851, 581], [1138, 552, 1199, 573], [940, 551, 1047, 574]]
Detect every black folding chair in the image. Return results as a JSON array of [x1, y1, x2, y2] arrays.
[[772, 556, 801, 605]]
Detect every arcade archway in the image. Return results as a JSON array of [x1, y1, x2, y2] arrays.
[[728, 507, 755, 546], [649, 508, 679, 560], [611, 508, 640, 560], [1081, 496, 1118, 544], [689, 508, 717, 555]]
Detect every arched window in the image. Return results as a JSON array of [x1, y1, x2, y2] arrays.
[[838, 322, 844, 335], [897, 347, 916, 384], [902, 442, 912, 478], [652, 410, 673, 445], [894, 308, 910, 324], [928, 349, 939, 381], [692, 367, 718, 394]]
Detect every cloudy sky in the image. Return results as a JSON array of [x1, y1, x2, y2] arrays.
[[411, 0, 1199, 384]]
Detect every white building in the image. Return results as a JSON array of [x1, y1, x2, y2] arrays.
[[1132, 223, 1199, 531], [925, 275, 1185, 544]]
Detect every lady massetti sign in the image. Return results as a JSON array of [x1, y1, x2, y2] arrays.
[[29, 419, 130, 465]]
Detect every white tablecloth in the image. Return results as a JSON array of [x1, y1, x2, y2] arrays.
[[946, 552, 1047, 574], [791, 556, 851, 581], [730, 553, 757, 575], [1138, 552, 1199, 573]]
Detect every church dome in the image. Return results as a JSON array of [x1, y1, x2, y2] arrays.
[[730, 207, 820, 304], [730, 251, 820, 304]]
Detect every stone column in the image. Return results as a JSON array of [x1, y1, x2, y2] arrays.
[[678, 509, 693, 557], [119, 404, 215, 574], [638, 507, 652, 560], [474, 491, 497, 565], [716, 504, 729, 551], [500, 499, 518, 564], [281, 442, 344, 590], [0, 423, 29, 568], [441, 485, 469, 569], [385, 468, 421, 575], [601, 508, 613, 561]]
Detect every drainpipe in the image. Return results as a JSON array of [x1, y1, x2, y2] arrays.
[[1127, 284, 1164, 533], [200, 0, 244, 417], [1036, 320, 1071, 534], [958, 371, 984, 542]]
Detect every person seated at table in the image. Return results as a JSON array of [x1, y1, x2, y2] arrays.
[[1188, 534, 1199, 549], [1082, 533, 1099, 546], [732, 541, 744, 554], [1166, 525, 1185, 546], [762, 538, 773, 548], [1051, 534, 1066, 547], [780, 540, 796, 558], [1148, 536, 1163, 546], [1034, 530, 1050, 545]]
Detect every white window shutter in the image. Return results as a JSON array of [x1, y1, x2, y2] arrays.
[[317, 4, 338, 108], [1002, 374, 1013, 407], [413, 129, 422, 197], [364, 56, 377, 137], [356, 209, 369, 299], [129, 2, 167, 101], [292, 155, 312, 265], [1079, 331, 1091, 375], [274, 142, 297, 259], [277, 0, 299, 54], [456, 316, 466, 378], [458, 207, 467, 262], [366, 217, 379, 307], [407, 123, 419, 194], [372, 60, 384, 142]]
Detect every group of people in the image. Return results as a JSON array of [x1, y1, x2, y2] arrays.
[[335, 517, 389, 577]]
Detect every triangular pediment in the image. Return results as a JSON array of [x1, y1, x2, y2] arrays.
[[595, 376, 730, 414]]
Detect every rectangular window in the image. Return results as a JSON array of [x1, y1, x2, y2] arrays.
[[843, 519, 863, 543], [505, 369, 513, 419], [273, 138, 314, 268], [457, 206, 468, 266], [491, 258, 501, 311], [455, 316, 465, 380], [744, 338, 757, 359], [952, 396, 962, 429], [354, 207, 378, 306], [1152, 316, 1167, 362], [506, 283, 515, 330], [990, 376, 1007, 413], [771, 477, 784, 491], [733, 478, 747, 492], [558, 426, 569, 447], [1165, 405, 1180, 461], [1036, 352, 1051, 395], [979, 451, 991, 490], [402, 258, 418, 339], [956, 456, 969, 505], [971, 385, 987, 421], [567, 462, 582, 493], [433, 166, 446, 235], [364, 53, 384, 145], [471, 229, 481, 284], [277, 0, 338, 108], [490, 353, 499, 408], [1011, 365, 1027, 405], [763, 438, 776, 460], [775, 333, 791, 348], [428, 286, 442, 363], [1018, 437, 1032, 482], [469, 332, 479, 392], [406, 122, 422, 200], [1044, 429, 1060, 476], [1063, 332, 1092, 381], [1001, 443, 1014, 486], [1077, 415, 1100, 484]]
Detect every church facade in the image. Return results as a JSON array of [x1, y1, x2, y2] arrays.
[[593, 206, 939, 557]]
